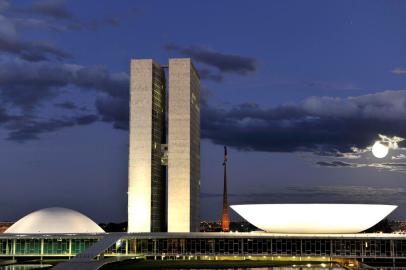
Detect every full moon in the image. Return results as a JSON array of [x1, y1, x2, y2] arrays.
[[371, 141, 389, 158]]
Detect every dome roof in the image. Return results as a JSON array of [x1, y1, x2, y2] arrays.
[[5, 207, 105, 234]]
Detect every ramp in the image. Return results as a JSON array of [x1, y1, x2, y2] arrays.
[[51, 233, 126, 270]]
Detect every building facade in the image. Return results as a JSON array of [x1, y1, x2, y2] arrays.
[[128, 59, 166, 232], [2, 232, 406, 266], [168, 59, 201, 232], [128, 58, 200, 233]]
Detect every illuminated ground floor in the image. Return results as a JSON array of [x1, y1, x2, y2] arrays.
[[1, 232, 406, 266]]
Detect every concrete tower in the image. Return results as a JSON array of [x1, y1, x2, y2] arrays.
[[128, 58, 200, 233], [221, 146, 230, 232], [128, 59, 166, 232], [167, 58, 200, 232]]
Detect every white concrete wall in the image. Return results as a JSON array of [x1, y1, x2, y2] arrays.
[[168, 58, 200, 232], [128, 59, 154, 232]]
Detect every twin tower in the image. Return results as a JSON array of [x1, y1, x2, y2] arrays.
[[128, 58, 200, 233]]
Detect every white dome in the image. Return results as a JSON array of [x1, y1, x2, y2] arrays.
[[5, 207, 105, 234], [231, 204, 397, 234]]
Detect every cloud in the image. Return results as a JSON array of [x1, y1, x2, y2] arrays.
[[0, 0, 125, 141], [70, 64, 129, 98], [0, 57, 128, 109], [316, 161, 353, 167], [286, 186, 406, 204], [75, 114, 99, 125], [95, 96, 129, 130], [391, 68, 406, 75], [378, 134, 404, 149], [5, 0, 119, 32], [0, 14, 17, 39], [30, 0, 72, 19], [367, 162, 406, 172], [314, 159, 406, 173], [0, 0, 10, 12], [54, 101, 76, 110], [4, 114, 99, 142], [164, 44, 257, 76], [198, 68, 223, 82], [0, 56, 128, 140], [202, 90, 406, 155], [0, 37, 71, 61], [0, 12, 70, 61], [0, 107, 13, 123], [381, 163, 406, 168], [392, 154, 406, 160], [204, 185, 406, 206]]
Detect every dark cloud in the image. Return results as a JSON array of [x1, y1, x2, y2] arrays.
[[165, 44, 257, 76], [95, 96, 129, 130], [5, 114, 98, 142], [0, 58, 71, 108], [0, 7, 70, 61], [316, 161, 353, 167], [202, 90, 406, 155], [198, 68, 223, 82], [0, 0, 126, 141], [0, 58, 128, 109], [30, 0, 72, 19], [75, 114, 99, 125], [72, 65, 129, 98], [0, 36, 71, 62], [54, 101, 76, 110], [6, 0, 119, 32], [0, 107, 13, 123]]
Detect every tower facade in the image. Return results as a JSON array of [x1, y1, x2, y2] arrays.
[[128, 59, 166, 232], [128, 58, 200, 233], [168, 58, 200, 232]]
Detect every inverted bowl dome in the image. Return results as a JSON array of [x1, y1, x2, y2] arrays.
[[5, 207, 105, 234], [231, 204, 397, 234]]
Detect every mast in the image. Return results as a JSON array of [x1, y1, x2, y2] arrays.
[[221, 146, 230, 232]]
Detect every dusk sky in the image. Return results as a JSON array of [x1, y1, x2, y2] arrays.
[[1, 0, 406, 223]]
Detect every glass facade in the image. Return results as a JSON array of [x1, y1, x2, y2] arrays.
[[189, 63, 200, 232], [1, 234, 406, 261], [150, 63, 166, 232], [0, 238, 97, 256]]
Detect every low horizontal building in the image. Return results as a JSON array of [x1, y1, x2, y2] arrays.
[[2, 232, 406, 265]]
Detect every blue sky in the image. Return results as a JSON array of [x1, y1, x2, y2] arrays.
[[0, 0, 406, 223]]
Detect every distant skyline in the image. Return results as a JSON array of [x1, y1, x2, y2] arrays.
[[0, 0, 406, 223]]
